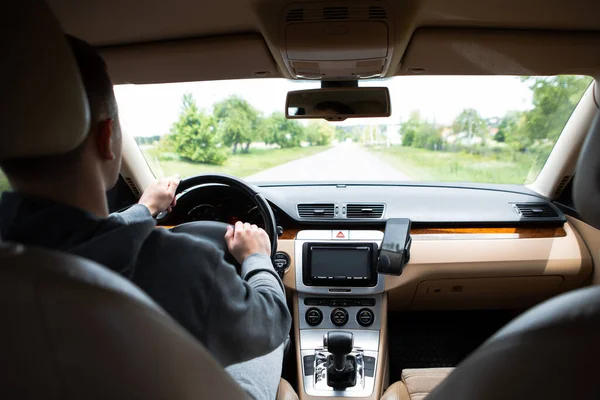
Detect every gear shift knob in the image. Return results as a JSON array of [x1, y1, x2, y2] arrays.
[[324, 332, 353, 371]]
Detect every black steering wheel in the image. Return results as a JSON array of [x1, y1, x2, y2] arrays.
[[169, 174, 278, 262]]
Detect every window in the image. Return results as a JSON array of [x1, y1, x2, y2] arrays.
[[115, 75, 592, 184]]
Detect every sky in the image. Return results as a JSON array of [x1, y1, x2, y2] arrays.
[[113, 76, 533, 137]]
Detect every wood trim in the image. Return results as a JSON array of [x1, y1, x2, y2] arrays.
[[413, 226, 566, 238], [280, 226, 566, 240]]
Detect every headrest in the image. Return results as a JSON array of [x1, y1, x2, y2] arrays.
[[0, 0, 90, 160], [573, 111, 600, 229]]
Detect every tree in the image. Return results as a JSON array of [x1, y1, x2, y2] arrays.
[[520, 76, 592, 143], [495, 111, 525, 146], [452, 108, 489, 141], [306, 121, 334, 146], [400, 111, 422, 147], [399, 111, 443, 150], [261, 112, 305, 148], [213, 96, 259, 154], [163, 93, 228, 165]]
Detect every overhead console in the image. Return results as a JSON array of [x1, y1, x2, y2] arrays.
[[277, 1, 395, 80]]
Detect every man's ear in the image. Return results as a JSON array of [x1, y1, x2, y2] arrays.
[[96, 119, 115, 160]]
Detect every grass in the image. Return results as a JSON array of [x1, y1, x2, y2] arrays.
[[367, 146, 546, 184], [141, 146, 331, 179]]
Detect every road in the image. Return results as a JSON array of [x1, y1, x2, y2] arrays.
[[246, 143, 412, 182]]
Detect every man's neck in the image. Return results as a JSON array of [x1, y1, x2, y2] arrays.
[[11, 170, 109, 218]]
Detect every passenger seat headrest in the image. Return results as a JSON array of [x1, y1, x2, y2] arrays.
[[0, 0, 90, 160], [573, 111, 600, 229]]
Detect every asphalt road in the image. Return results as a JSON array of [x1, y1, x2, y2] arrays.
[[247, 143, 412, 182]]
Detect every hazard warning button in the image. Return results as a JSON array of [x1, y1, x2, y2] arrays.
[[332, 230, 349, 240]]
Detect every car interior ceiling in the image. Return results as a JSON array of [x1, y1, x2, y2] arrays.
[[3, 0, 600, 400]]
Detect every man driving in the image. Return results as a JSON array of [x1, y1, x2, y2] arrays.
[[0, 36, 291, 400]]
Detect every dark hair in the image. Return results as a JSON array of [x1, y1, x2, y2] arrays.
[[1, 36, 116, 180], [66, 35, 117, 124]]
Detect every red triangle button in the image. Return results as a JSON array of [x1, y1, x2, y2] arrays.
[[336, 231, 345, 238]]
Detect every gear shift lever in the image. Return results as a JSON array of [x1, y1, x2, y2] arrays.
[[325, 332, 353, 370], [324, 332, 356, 389]]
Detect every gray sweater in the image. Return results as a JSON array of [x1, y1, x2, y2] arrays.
[[0, 192, 291, 367]]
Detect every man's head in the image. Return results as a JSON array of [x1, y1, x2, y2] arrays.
[[0, 35, 122, 192]]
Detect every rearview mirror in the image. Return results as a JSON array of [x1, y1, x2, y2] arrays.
[[286, 87, 391, 121]]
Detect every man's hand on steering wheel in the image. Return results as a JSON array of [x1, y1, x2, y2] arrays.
[[224, 221, 271, 264], [139, 175, 181, 216]]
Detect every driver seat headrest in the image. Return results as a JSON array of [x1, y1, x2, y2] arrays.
[[0, 0, 90, 160]]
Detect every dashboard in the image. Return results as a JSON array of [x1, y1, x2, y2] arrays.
[[157, 181, 592, 312]]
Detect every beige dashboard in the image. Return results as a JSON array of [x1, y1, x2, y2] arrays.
[[279, 222, 592, 310]]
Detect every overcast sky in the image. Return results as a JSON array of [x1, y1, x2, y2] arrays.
[[114, 76, 533, 137]]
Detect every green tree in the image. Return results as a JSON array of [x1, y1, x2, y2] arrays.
[[400, 111, 443, 150], [400, 111, 422, 146], [495, 111, 525, 146], [520, 76, 592, 143], [163, 93, 227, 165], [452, 108, 489, 141], [261, 112, 305, 148], [213, 96, 259, 154], [306, 121, 334, 146]]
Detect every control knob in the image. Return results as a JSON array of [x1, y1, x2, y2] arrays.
[[331, 308, 349, 327], [305, 308, 323, 326]]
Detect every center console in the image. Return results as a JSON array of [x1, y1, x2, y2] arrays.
[[295, 230, 385, 398]]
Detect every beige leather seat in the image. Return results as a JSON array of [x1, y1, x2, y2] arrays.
[[0, 1, 298, 399], [381, 368, 454, 400], [0, 242, 250, 399]]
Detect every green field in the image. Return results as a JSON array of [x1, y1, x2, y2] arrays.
[[142, 145, 330, 179], [367, 146, 546, 184]]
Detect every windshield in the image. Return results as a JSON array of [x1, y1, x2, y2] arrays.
[[115, 75, 592, 185]]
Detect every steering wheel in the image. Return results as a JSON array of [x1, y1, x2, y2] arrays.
[[168, 174, 278, 262]]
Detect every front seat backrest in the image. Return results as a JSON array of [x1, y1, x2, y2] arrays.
[[574, 110, 600, 229], [425, 285, 600, 400], [0, 242, 248, 399]]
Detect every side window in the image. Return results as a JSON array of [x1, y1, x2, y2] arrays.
[[0, 170, 10, 193]]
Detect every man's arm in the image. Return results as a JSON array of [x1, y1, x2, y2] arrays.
[[134, 220, 290, 367], [202, 222, 291, 366], [111, 175, 180, 223]]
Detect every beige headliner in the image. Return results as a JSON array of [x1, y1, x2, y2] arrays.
[[47, 0, 600, 83]]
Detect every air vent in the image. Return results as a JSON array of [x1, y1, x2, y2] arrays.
[[347, 203, 385, 219], [323, 6, 349, 19], [124, 177, 141, 197], [368, 6, 387, 19], [512, 203, 559, 219], [286, 8, 304, 22], [554, 175, 573, 197], [298, 203, 335, 218]]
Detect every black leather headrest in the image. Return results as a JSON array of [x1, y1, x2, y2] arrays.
[[573, 111, 600, 229]]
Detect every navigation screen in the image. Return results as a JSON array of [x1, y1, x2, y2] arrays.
[[310, 246, 371, 279]]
